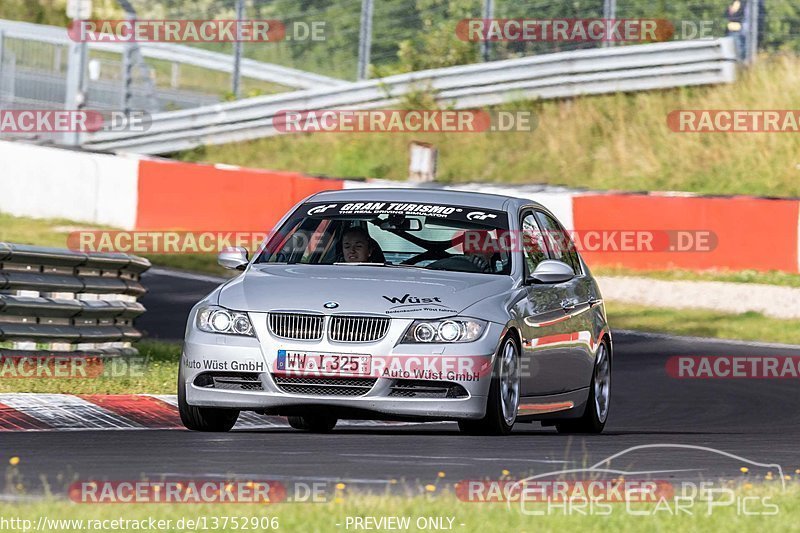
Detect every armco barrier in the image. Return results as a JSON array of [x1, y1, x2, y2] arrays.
[[0, 243, 150, 358], [572, 194, 800, 272], [84, 38, 737, 154]]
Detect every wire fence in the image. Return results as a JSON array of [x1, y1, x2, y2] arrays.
[[104, 0, 800, 80]]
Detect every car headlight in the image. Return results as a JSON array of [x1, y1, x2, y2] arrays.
[[400, 318, 486, 343], [197, 305, 254, 337]]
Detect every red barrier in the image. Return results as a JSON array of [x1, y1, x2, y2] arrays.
[[135, 159, 343, 230], [572, 194, 800, 272]]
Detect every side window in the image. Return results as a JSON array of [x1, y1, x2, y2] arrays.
[[520, 213, 548, 275], [534, 211, 582, 275]]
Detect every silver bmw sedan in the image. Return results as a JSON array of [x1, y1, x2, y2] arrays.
[[179, 188, 611, 435]]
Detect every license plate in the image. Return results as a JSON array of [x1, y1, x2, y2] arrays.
[[275, 350, 371, 376]]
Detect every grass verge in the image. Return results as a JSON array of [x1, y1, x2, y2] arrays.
[[593, 265, 800, 288], [0, 485, 797, 532], [606, 302, 800, 345], [0, 341, 181, 394]]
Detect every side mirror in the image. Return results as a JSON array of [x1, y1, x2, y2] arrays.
[[528, 260, 574, 284], [218, 247, 249, 270]]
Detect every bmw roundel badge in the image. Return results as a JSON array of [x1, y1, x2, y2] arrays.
[[323, 301, 339, 309]]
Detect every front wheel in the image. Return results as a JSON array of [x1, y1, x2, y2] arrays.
[[459, 336, 520, 436], [178, 364, 239, 432], [556, 341, 610, 434]]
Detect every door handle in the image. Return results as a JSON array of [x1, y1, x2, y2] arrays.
[[561, 301, 577, 312], [587, 296, 602, 307]]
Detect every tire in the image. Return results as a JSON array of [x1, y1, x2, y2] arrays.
[[287, 415, 338, 433], [555, 340, 611, 434], [178, 363, 239, 432], [458, 336, 520, 436]]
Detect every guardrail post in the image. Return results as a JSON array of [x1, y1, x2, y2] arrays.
[[232, 0, 244, 98], [64, 39, 87, 145], [357, 0, 373, 80], [602, 0, 616, 48], [481, 0, 493, 62], [746, 0, 760, 64]]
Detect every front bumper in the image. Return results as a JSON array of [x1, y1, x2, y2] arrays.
[[182, 312, 505, 421]]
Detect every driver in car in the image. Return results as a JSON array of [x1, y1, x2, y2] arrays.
[[342, 227, 377, 263], [463, 230, 498, 273]]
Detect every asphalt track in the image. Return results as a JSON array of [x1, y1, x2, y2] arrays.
[[4, 268, 800, 494]]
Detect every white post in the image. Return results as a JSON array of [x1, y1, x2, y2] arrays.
[[232, 0, 245, 97], [357, 0, 374, 80]]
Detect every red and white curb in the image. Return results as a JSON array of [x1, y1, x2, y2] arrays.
[[0, 394, 420, 432]]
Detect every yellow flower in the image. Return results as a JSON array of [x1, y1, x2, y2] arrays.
[[336, 482, 346, 490], [425, 484, 436, 492], [8, 457, 20, 466], [740, 467, 749, 473], [501, 469, 510, 476], [437, 472, 445, 478], [743, 483, 753, 490], [389, 479, 398, 484]]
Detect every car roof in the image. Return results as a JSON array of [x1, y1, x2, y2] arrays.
[[308, 187, 543, 212]]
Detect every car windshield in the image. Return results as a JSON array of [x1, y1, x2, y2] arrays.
[[255, 200, 512, 275]]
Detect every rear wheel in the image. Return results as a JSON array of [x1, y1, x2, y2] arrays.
[[555, 341, 610, 434], [287, 414, 338, 433], [459, 336, 520, 436], [178, 364, 239, 432]]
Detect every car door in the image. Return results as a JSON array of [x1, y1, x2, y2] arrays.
[[516, 210, 577, 396], [532, 210, 595, 393]]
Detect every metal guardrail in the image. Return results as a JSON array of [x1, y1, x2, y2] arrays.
[[0, 19, 345, 90], [84, 38, 738, 154], [0, 243, 150, 358]]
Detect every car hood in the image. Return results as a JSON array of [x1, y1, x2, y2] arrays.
[[217, 264, 514, 319]]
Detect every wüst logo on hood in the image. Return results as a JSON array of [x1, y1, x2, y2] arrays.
[[382, 294, 443, 305]]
